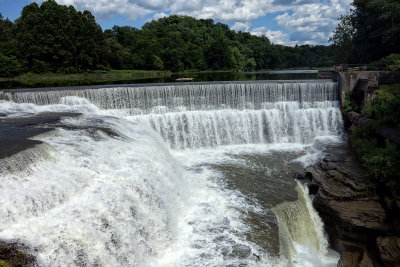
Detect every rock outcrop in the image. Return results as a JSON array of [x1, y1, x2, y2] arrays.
[[376, 236, 400, 267], [298, 149, 400, 266]]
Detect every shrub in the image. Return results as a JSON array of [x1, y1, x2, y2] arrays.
[[351, 84, 400, 192], [343, 91, 356, 114], [351, 135, 400, 192], [362, 84, 400, 127], [0, 53, 23, 78], [380, 54, 400, 71]]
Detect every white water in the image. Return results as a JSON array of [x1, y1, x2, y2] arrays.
[[0, 81, 342, 266], [128, 101, 342, 149], [3, 81, 337, 112]]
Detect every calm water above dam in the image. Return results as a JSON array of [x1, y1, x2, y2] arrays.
[[0, 70, 318, 89], [0, 79, 343, 266]]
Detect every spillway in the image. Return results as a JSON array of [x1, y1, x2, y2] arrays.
[[0, 80, 342, 266]]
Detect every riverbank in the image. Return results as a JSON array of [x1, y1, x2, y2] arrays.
[[0, 70, 172, 89], [297, 148, 400, 266], [296, 82, 400, 266], [0, 70, 322, 89]]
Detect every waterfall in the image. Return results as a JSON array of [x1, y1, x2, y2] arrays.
[[130, 101, 343, 149], [0, 144, 51, 175], [5, 81, 337, 112], [0, 80, 342, 266], [273, 185, 326, 260]]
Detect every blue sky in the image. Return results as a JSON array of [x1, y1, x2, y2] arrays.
[[0, 0, 352, 45]]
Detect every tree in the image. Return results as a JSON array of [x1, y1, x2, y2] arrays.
[[330, 13, 354, 63], [14, 0, 107, 72], [1, 2, 337, 75], [0, 52, 22, 77], [331, 0, 400, 63]]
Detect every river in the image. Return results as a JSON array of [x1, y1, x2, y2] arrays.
[[0, 79, 344, 266]]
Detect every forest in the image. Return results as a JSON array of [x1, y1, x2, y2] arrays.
[[330, 0, 400, 69], [1, 0, 399, 78], [0, 0, 335, 78]]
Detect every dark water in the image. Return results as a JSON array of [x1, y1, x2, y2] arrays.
[[0, 70, 318, 89]]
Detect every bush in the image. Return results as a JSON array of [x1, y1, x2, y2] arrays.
[[31, 59, 48, 74], [351, 134, 400, 192], [350, 84, 400, 192], [343, 91, 356, 114], [380, 54, 400, 71], [362, 83, 400, 127], [0, 53, 23, 78]]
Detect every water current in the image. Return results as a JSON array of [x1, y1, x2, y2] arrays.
[[0, 80, 344, 266]]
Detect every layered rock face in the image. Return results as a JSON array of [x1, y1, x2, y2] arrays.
[[298, 150, 400, 266]]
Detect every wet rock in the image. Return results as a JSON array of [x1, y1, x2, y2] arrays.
[[0, 241, 35, 267], [337, 249, 379, 267], [347, 112, 372, 127], [299, 148, 397, 266], [376, 236, 400, 267], [304, 152, 376, 201], [358, 250, 376, 267], [0, 112, 81, 159], [0, 112, 81, 127], [337, 251, 362, 267]]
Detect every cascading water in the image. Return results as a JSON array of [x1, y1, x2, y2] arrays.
[[0, 80, 343, 266]]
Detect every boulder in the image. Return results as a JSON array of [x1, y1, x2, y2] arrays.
[[337, 250, 377, 267], [337, 251, 362, 267], [376, 236, 400, 267]]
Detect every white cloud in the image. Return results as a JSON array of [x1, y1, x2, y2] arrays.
[[39, 0, 352, 44], [275, 0, 352, 44], [49, 0, 285, 22], [153, 12, 168, 20], [145, 12, 169, 23], [264, 30, 289, 45], [230, 22, 251, 32], [250, 27, 291, 45]]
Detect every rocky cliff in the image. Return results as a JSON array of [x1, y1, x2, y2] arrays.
[[298, 150, 400, 266]]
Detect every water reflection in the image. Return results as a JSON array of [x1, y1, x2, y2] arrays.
[[0, 70, 318, 89]]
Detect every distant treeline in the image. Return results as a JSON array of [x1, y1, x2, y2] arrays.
[[0, 0, 336, 77]]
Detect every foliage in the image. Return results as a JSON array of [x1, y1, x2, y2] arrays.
[[350, 84, 400, 192], [0, 53, 23, 78], [351, 134, 400, 192], [362, 83, 400, 127], [331, 0, 400, 63], [380, 54, 400, 71], [343, 91, 356, 114], [0, 1, 336, 78], [330, 13, 354, 63]]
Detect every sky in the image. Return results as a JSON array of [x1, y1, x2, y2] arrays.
[[0, 0, 352, 46]]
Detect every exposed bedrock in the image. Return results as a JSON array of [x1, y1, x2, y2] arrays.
[[298, 150, 400, 266]]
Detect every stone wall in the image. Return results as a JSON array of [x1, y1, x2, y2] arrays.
[[322, 71, 400, 106]]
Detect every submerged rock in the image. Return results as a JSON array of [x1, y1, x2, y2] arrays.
[[0, 241, 35, 267]]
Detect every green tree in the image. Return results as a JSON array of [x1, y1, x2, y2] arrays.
[[0, 52, 22, 77], [15, 0, 107, 72], [331, 0, 400, 63], [330, 14, 354, 63]]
